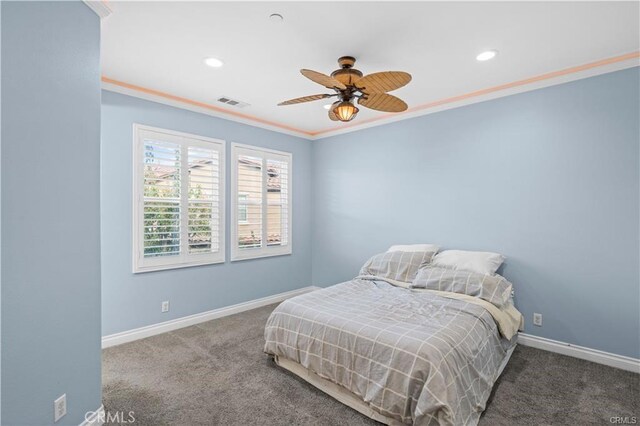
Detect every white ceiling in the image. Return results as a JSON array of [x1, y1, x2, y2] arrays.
[[102, 1, 639, 135]]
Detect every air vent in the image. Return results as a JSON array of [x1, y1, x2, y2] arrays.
[[217, 96, 250, 108]]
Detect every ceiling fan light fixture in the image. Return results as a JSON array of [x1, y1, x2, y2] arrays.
[[333, 101, 359, 122]]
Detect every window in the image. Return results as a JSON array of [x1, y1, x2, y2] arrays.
[[133, 124, 225, 272], [238, 193, 249, 224], [231, 143, 291, 261]]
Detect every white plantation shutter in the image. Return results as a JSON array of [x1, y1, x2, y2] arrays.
[[133, 125, 225, 272], [142, 139, 182, 259], [236, 154, 263, 249], [266, 159, 289, 247], [231, 143, 292, 261], [188, 146, 220, 254]]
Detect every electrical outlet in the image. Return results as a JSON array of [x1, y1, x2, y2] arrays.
[[54, 394, 66, 422], [161, 301, 170, 313], [533, 313, 543, 327]]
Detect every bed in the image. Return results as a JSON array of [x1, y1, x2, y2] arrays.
[[264, 268, 523, 425]]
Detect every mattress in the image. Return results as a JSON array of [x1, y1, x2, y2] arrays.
[[264, 279, 520, 425]]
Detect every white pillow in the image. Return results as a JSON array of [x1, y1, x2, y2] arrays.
[[432, 250, 505, 275], [388, 244, 440, 253]]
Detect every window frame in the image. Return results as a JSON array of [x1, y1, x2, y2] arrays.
[[132, 124, 226, 273], [230, 142, 292, 262]]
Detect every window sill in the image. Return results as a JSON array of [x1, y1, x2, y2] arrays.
[[133, 258, 225, 274], [230, 249, 292, 262]]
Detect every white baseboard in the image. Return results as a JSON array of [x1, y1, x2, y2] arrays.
[[80, 404, 105, 426], [518, 333, 639, 373], [102, 286, 320, 348]]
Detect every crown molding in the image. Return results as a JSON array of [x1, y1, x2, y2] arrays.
[[83, 0, 112, 19], [102, 51, 639, 141], [102, 77, 314, 139]]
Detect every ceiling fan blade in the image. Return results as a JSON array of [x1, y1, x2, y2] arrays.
[[358, 93, 408, 112], [355, 71, 412, 93], [301, 69, 347, 90], [278, 94, 331, 106]]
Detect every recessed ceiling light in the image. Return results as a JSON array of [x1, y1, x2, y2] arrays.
[[204, 57, 224, 68], [476, 50, 498, 61], [323, 104, 333, 110], [270, 13, 284, 22]]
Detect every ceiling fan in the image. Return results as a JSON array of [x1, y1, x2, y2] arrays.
[[278, 56, 411, 122]]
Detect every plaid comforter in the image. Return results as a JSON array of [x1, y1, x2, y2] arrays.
[[264, 279, 514, 425]]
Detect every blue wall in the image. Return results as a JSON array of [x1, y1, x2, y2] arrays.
[[1, 2, 102, 424], [101, 91, 312, 336], [312, 68, 640, 359]]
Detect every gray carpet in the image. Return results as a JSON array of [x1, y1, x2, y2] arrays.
[[103, 304, 639, 425]]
